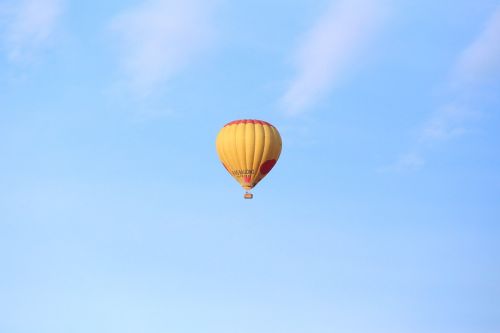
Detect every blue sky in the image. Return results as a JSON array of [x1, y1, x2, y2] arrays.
[[1, 0, 499, 332]]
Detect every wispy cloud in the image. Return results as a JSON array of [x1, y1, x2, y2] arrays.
[[383, 152, 425, 173], [452, 7, 500, 86], [421, 5, 500, 144], [1, 0, 63, 62], [110, 0, 216, 96], [281, 0, 387, 115], [419, 104, 474, 142], [392, 6, 500, 171]]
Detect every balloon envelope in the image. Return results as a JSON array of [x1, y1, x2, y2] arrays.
[[216, 119, 282, 191]]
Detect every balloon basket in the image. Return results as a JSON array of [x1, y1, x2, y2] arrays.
[[244, 192, 253, 199]]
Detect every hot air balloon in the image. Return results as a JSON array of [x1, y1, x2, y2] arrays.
[[216, 119, 282, 199]]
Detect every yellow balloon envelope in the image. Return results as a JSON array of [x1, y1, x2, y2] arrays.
[[216, 119, 282, 198]]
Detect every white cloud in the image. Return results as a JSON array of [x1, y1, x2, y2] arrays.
[[383, 152, 425, 173], [453, 6, 500, 86], [392, 6, 500, 171], [2, 0, 63, 62], [281, 0, 387, 115], [110, 0, 216, 96], [419, 104, 474, 142], [420, 6, 500, 145]]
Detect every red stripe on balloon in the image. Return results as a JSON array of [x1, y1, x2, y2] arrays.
[[259, 159, 276, 175], [224, 119, 275, 127]]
